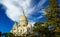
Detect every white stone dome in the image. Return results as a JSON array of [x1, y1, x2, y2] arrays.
[[19, 11, 27, 21]]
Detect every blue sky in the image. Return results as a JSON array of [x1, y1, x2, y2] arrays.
[[0, 0, 59, 33]]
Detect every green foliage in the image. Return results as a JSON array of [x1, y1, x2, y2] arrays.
[[44, 0, 60, 28], [33, 22, 44, 32], [4, 32, 15, 37]]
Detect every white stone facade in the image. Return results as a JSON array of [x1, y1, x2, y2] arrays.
[[10, 11, 32, 36]]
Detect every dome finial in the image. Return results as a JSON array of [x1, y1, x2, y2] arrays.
[[22, 9, 25, 15]]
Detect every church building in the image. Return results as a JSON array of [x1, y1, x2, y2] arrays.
[[10, 10, 32, 36]]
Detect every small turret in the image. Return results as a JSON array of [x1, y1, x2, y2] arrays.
[[10, 22, 17, 36], [27, 22, 32, 28]]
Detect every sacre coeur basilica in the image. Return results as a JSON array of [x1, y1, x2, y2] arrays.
[[10, 10, 32, 36]]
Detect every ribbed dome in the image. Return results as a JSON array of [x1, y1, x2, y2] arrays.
[[19, 10, 27, 21]]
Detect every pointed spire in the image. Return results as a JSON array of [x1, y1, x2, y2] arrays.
[[22, 9, 25, 15]]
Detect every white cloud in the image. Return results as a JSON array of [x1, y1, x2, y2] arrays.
[[0, 0, 31, 21], [37, 16, 43, 19], [30, 0, 47, 13], [0, 0, 47, 25], [39, 9, 47, 14]]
